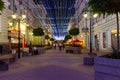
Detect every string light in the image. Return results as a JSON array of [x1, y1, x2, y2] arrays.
[[34, 0, 76, 36]]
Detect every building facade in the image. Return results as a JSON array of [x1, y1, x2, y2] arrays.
[[74, 0, 119, 52], [0, 0, 10, 54], [0, 0, 42, 54]]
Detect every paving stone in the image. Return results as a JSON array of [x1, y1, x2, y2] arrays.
[[0, 49, 94, 80]]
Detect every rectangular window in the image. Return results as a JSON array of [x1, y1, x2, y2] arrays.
[[14, 5, 17, 13], [103, 32, 106, 48]]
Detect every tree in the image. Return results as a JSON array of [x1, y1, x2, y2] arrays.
[[87, 0, 120, 54], [69, 28, 79, 40], [50, 38, 55, 45], [0, 0, 4, 14], [87, 0, 120, 14], [45, 35, 50, 40], [64, 34, 72, 42], [33, 28, 44, 45], [45, 35, 50, 45], [33, 28, 44, 36], [50, 38, 55, 41]]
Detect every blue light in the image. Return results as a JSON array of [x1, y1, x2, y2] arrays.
[[34, 0, 76, 36]]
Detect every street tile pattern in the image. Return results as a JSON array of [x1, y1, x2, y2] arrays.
[[0, 49, 94, 80]]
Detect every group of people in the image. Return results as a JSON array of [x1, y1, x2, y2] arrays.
[[29, 46, 38, 56], [53, 43, 65, 51]]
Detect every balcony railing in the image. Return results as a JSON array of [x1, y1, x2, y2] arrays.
[[82, 28, 89, 33]]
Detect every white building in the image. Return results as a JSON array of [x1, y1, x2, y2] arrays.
[[74, 0, 119, 52], [0, 0, 40, 54]]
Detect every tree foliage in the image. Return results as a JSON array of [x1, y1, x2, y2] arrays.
[[45, 35, 50, 40], [64, 34, 72, 41], [87, 0, 120, 14], [0, 0, 4, 12], [33, 28, 44, 36], [69, 28, 79, 36], [50, 38, 55, 41], [63, 34, 72, 42]]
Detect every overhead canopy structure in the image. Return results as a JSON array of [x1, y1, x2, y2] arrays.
[[33, 0, 76, 38]]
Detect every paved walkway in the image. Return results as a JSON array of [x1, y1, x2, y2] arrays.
[[0, 49, 94, 80]]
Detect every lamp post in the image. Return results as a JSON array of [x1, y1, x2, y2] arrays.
[[83, 12, 98, 65], [83, 13, 89, 48], [18, 19, 20, 58], [12, 14, 26, 59], [83, 12, 98, 55]]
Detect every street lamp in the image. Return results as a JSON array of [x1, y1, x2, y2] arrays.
[[83, 12, 98, 56], [12, 14, 17, 19], [82, 12, 89, 48], [12, 14, 26, 58]]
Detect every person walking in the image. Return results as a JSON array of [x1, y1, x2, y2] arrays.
[[53, 43, 56, 49], [62, 43, 65, 50], [29, 46, 33, 56], [58, 43, 63, 51], [33, 46, 38, 55]]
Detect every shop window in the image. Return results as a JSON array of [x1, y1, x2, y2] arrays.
[[111, 33, 120, 49], [103, 32, 106, 48], [95, 35, 99, 51]]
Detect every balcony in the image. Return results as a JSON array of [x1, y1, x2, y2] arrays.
[[82, 28, 89, 33]]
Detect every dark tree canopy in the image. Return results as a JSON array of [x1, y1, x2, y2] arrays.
[[0, 0, 4, 12], [69, 28, 79, 36], [33, 28, 44, 36], [45, 35, 50, 40], [50, 38, 55, 41], [64, 34, 72, 41], [64, 34, 72, 42], [87, 0, 120, 14]]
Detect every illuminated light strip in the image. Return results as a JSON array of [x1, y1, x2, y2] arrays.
[[33, 0, 76, 36]]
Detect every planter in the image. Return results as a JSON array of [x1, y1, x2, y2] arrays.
[[0, 60, 8, 71], [83, 56, 94, 65], [45, 46, 52, 50], [94, 56, 120, 80], [83, 53, 97, 65], [21, 48, 29, 57], [37, 47, 45, 54], [65, 46, 81, 54]]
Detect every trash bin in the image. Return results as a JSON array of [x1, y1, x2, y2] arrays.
[[22, 48, 29, 57]]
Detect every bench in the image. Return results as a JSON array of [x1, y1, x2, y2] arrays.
[[0, 54, 16, 64], [66, 46, 81, 54], [0, 54, 16, 71]]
